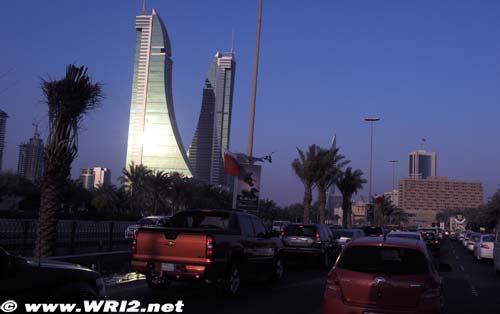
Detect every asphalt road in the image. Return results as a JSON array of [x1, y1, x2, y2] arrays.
[[441, 238, 500, 314], [108, 239, 500, 314]]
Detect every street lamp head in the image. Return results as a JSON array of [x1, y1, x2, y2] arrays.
[[365, 117, 381, 122]]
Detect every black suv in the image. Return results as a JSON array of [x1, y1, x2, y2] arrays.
[[281, 223, 336, 268], [0, 247, 106, 301]]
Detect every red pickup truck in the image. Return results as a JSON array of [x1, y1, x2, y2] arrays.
[[131, 209, 284, 294]]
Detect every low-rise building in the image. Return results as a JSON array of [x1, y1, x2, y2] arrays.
[[399, 176, 483, 226]]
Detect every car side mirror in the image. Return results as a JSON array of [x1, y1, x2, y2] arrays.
[[438, 263, 451, 273]]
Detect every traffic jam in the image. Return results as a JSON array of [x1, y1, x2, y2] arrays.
[[4, 209, 500, 313]]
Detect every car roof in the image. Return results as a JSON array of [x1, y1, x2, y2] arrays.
[[388, 231, 422, 236], [348, 236, 426, 252]]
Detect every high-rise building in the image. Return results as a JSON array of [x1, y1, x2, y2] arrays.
[[80, 168, 95, 191], [409, 149, 437, 179], [125, 8, 192, 176], [0, 110, 8, 171], [326, 135, 338, 211], [399, 176, 483, 225], [17, 128, 44, 182], [189, 51, 236, 187], [79, 167, 111, 190]]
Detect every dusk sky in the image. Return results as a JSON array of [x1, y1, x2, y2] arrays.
[[0, 0, 499, 206]]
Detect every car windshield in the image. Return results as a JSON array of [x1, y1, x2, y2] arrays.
[[422, 232, 436, 240], [364, 227, 383, 236], [332, 230, 354, 238], [483, 235, 495, 242], [167, 211, 230, 230], [138, 218, 156, 225], [338, 246, 428, 275], [387, 233, 420, 240], [284, 225, 316, 237], [471, 234, 481, 242]]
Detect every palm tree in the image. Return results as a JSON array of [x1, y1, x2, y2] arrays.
[[292, 145, 321, 223], [336, 167, 367, 228], [35, 65, 102, 257], [121, 162, 152, 213], [91, 184, 119, 212], [147, 170, 170, 215], [315, 147, 349, 224]]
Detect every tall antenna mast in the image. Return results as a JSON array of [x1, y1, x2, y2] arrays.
[[230, 29, 235, 54], [32, 121, 40, 138], [142, 0, 147, 14]]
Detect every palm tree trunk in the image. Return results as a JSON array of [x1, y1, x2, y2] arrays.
[[35, 176, 62, 258], [341, 194, 350, 228], [318, 186, 327, 224], [347, 203, 353, 228], [303, 185, 312, 223]]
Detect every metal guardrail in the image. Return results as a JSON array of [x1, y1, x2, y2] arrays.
[[0, 219, 136, 256]]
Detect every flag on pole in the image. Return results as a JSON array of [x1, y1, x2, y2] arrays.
[[224, 151, 240, 176]]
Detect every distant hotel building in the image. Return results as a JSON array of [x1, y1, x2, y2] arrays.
[[125, 8, 192, 176], [80, 167, 111, 190], [0, 110, 8, 171], [17, 129, 44, 182], [399, 176, 483, 225], [189, 51, 235, 187], [409, 149, 437, 179]]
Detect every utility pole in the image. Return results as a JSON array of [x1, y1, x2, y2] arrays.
[[247, 0, 263, 161]]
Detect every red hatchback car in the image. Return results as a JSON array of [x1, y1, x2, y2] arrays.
[[322, 237, 449, 314]]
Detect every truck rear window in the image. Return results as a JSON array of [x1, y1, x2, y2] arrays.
[[168, 212, 231, 230], [284, 225, 316, 237], [338, 246, 428, 275]]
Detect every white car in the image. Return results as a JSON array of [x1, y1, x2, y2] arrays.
[[493, 227, 500, 275], [124, 216, 171, 239], [331, 229, 365, 248], [467, 233, 481, 253], [386, 231, 424, 241], [272, 220, 290, 233], [474, 234, 495, 261]]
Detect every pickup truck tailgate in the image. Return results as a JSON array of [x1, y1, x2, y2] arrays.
[[135, 229, 208, 264]]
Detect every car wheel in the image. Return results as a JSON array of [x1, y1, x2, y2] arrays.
[[146, 275, 170, 290], [495, 263, 500, 276], [269, 256, 284, 282], [224, 264, 241, 295]]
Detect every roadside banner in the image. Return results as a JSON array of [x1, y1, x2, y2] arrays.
[[236, 164, 261, 212]]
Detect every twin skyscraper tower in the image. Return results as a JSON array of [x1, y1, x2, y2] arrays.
[[125, 8, 235, 188]]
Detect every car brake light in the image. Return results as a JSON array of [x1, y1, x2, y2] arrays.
[[326, 270, 342, 293], [315, 232, 321, 243], [435, 240, 439, 244], [206, 236, 214, 259], [481, 244, 490, 249], [132, 231, 137, 254], [422, 280, 441, 299]]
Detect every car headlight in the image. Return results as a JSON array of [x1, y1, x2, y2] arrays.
[[96, 277, 107, 299]]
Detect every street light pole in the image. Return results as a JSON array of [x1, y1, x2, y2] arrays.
[[247, 0, 263, 160], [364, 117, 380, 203]]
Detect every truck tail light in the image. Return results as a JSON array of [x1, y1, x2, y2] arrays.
[[206, 236, 214, 259], [481, 244, 490, 249], [132, 231, 137, 254]]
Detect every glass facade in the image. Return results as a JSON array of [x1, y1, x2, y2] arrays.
[[125, 9, 192, 176], [408, 150, 436, 179], [188, 52, 236, 187]]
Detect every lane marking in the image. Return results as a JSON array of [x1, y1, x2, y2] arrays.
[[460, 265, 465, 272], [456, 255, 460, 260]]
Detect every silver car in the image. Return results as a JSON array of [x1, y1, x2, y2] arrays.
[[124, 216, 171, 239]]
